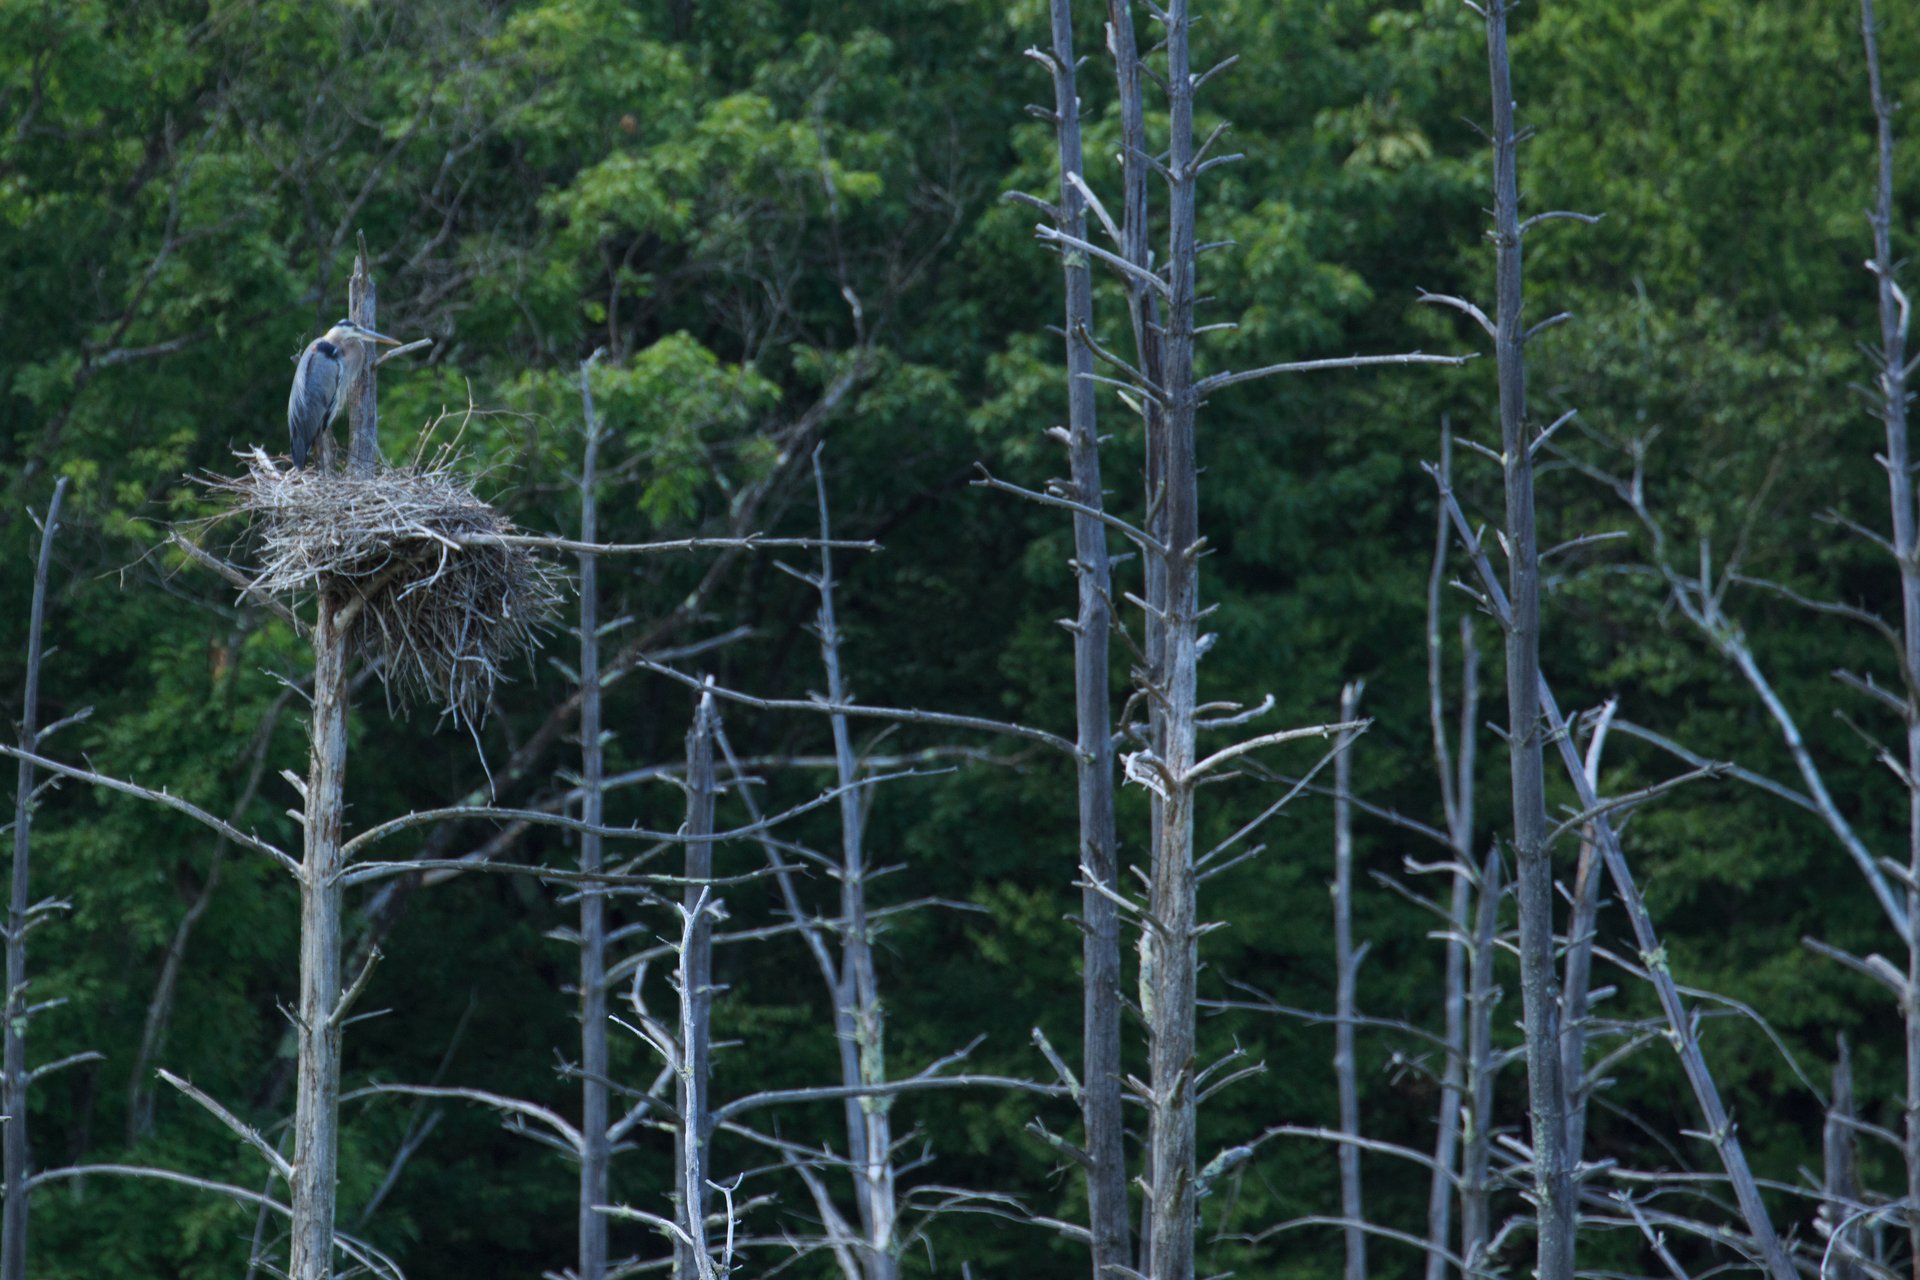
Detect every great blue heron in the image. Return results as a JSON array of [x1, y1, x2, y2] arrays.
[[287, 319, 401, 468]]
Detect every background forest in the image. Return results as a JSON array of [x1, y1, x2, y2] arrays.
[[3, 0, 1919, 1277]]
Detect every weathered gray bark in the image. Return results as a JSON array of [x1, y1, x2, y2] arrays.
[[1145, 8, 1202, 1279], [1035, 4, 1127, 1273], [1824, 1035, 1863, 1280], [1545, 695, 1794, 1280], [1424, 645, 1478, 1280], [346, 238, 380, 479], [2, 478, 67, 1280], [1459, 845, 1502, 1273], [291, 251, 382, 1278], [1102, 4, 1165, 1255], [1858, 6, 1920, 1272], [289, 587, 352, 1280], [674, 693, 717, 1278], [1477, 6, 1572, 1275], [1332, 682, 1366, 1280], [1436, 482, 1798, 1280], [803, 457, 900, 1280], [1425, 444, 1478, 1280], [577, 350, 611, 1280], [1559, 709, 1612, 1167], [1102, 37, 1169, 1257]]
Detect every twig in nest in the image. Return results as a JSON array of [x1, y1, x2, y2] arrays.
[[200, 449, 562, 726]]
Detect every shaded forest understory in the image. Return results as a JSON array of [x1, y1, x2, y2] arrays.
[[5, 1, 1920, 1277]]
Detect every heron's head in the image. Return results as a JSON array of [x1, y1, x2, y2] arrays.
[[324, 319, 403, 349]]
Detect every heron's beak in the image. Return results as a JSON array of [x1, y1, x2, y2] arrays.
[[363, 329, 403, 346]]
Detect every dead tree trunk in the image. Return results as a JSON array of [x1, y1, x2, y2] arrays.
[[2, 478, 67, 1280], [291, 247, 383, 1279], [1824, 1036, 1863, 1280], [675, 692, 717, 1278], [346, 237, 381, 479], [289, 586, 353, 1280], [800, 456, 900, 1280], [1332, 682, 1366, 1280], [577, 350, 611, 1280], [1435, 478, 1798, 1280], [1477, 6, 1572, 1276], [1560, 708, 1613, 1167], [1858, 6, 1920, 1273], [1031, 4, 1127, 1272], [1101, 20, 1169, 1257], [1145, 9, 1203, 1279], [1425, 437, 1478, 1280], [1460, 844, 1502, 1273]]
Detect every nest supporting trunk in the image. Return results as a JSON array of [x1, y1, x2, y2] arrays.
[[213, 451, 562, 725]]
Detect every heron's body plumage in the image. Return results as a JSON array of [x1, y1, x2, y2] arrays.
[[286, 322, 400, 469]]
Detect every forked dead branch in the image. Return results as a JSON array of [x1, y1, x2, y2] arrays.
[[205, 448, 563, 726]]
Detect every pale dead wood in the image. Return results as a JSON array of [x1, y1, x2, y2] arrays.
[[3, 478, 66, 1280]]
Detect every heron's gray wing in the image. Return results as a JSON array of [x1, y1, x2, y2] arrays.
[[288, 343, 343, 468]]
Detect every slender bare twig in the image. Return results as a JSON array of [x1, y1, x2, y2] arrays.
[[0, 746, 294, 875], [338, 768, 917, 864], [167, 532, 305, 632], [461, 532, 878, 557], [632, 657, 1075, 755], [341, 1083, 583, 1152], [1194, 350, 1473, 395], [26, 1165, 403, 1280], [157, 1069, 295, 1181]]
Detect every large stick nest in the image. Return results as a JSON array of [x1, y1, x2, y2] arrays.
[[210, 450, 563, 725]]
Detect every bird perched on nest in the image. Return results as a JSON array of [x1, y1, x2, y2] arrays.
[[287, 319, 402, 469]]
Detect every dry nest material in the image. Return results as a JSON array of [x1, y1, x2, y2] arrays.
[[210, 450, 563, 725]]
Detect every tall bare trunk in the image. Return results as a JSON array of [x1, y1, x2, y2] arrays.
[[1425, 441, 1478, 1280], [1038, 3, 1127, 1273], [1332, 682, 1366, 1280], [291, 248, 381, 1278], [804, 457, 900, 1280], [1858, 6, 1920, 1273], [290, 589, 351, 1280], [577, 352, 611, 1280], [346, 239, 381, 479], [1478, 5, 1572, 1275], [1438, 475, 1798, 1280], [675, 694, 717, 1277], [1104, 8, 1163, 1254], [1146, 7, 1201, 1279], [2, 478, 67, 1280]]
